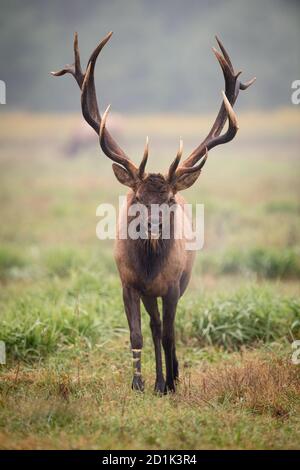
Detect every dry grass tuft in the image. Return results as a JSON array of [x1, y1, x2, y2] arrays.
[[179, 353, 300, 418]]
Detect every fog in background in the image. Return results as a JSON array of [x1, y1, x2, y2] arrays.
[[0, 0, 299, 113]]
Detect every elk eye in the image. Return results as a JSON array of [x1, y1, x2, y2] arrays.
[[169, 196, 176, 204]]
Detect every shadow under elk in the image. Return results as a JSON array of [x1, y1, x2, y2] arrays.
[[52, 32, 255, 393]]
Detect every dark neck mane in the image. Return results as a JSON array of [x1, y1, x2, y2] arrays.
[[131, 237, 173, 282]]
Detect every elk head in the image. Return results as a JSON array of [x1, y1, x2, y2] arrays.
[[52, 32, 255, 238]]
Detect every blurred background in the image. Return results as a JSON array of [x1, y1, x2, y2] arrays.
[[0, 0, 299, 293], [0, 0, 300, 112]]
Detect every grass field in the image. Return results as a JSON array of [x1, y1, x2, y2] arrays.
[[0, 109, 300, 449]]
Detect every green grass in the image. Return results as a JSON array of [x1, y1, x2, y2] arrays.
[[264, 200, 300, 215], [0, 111, 299, 449], [1, 279, 299, 361], [0, 276, 124, 362], [0, 246, 28, 281], [43, 247, 85, 278], [189, 288, 300, 349], [199, 247, 300, 279]]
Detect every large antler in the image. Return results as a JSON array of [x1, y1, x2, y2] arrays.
[[175, 36, 256, 173], [51, 32, 145, 178]]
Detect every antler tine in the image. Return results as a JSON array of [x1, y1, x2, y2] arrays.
[[74, 32, 82, 79], [82, 31, 114, 127], [215, 35, 256, 90], [167, 139, 183, 182], [240, 76, 256, 90], [178, 36, 254, 171], [215, 35, 234, 73], [138, 136, 149, 178], [99, 103, 111, 141], [51, 32, 84, 87], [175, 148, 208, 178], [216, 90, 239, 145], [197, 91, 238, 152], [81, 58, 127, 160], [187, 92, 238, 158], [88, 32, 113, 74], [99, 105, 138, 176], [222, 91, 238, 130]]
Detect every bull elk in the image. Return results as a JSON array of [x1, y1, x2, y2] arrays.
[[52, 32, 255, 393]]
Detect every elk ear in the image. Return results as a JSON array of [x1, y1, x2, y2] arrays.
[[172, 169, 202, 192], [112, 163, 136, 188]]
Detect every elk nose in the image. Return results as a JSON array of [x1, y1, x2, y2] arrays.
[[148, 220, 162, 232]]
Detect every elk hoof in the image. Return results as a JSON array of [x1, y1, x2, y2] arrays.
[[154, 379, 165, 395], [132, 375, 144, 392], [164, 381, 176, 394], [173, 362, 179, 382]]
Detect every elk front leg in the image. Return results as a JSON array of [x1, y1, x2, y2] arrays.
[[142, 295, 165, 394], [162, 285, 180, 393], [123, 286, 144, 391]]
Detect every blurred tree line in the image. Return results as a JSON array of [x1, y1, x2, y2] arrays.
[[0, 0, 299, 112]]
